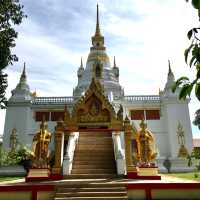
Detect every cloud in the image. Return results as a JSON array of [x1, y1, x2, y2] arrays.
[[0, 0, 199, 138]]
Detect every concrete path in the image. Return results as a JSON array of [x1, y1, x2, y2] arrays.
[[0, 174, 199, 185]]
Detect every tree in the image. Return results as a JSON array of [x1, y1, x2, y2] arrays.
[[193, 108, 200, 129], [0, 0, 26, 108], [172, 0, 200, 101]]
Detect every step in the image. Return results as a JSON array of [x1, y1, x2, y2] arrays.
[[76, 142, 113, 148], [55, 191, 127, 198], [73, 160, 116, 165], [74, 150, 114, 155], [57, 187, 126, 193], [63, 174, 117, 179], [80, 132, 112, 137], [54, 197, 127, 200], [76, 144, 113, 148], [73, 157, 115, 162], [56, 182, 126, 188], [73, 156, 115, 161], [72, 168, 116, 174], [78, 137, 113, 142], [72, 164, 115, 169]]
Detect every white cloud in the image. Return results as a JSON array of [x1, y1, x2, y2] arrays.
[[0, 0, 199, 138]]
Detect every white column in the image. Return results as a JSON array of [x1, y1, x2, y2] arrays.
[[112, 131, 126, 175]]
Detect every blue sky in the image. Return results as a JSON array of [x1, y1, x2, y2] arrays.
[[0, 0, 199, 137]]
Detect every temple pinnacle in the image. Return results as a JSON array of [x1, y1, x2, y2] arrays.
[[80, 57, 83, 69], [22, 62, 26, 78], [168, 60, 172, 75], [95, 3, 101, 36], [114, 56, 117, 67]]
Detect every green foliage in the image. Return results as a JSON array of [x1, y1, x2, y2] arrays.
[[0, 0, 26, 109], [187, 147, 200, 170], [0, 145, 32, 167], [0, 70, 7, 108], [163, 172, 200, 182], [193, 109, 200, 129], [173, 0, 200, 101]]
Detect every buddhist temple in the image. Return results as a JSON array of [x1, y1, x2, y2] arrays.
[[3, 4, 193, 176]]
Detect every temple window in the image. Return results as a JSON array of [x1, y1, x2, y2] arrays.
[[35, 111, 65, 121], [95, 63, 102, 78], [35, 112, 50, 121], [130, 109, 160, 120], [51, 111, 65, 121]]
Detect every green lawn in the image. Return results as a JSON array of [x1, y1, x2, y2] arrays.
[[163, 172, 200, 182], [0, 176, 24, 182]]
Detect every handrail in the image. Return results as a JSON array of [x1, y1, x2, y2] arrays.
[[112, 132, 125, 175], [62, 132, 79, 175]]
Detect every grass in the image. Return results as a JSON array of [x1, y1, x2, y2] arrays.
[[163, 172, 200, 182], [0, 176, 24, 182]]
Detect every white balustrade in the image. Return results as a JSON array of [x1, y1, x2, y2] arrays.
[[62, 132, 79, 175], [124, 95, 160, 102], [33, 96, 74, 105], [112, 132, 126, 175]]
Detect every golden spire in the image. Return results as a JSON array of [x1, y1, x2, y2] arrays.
[[95, 3, 101, 36], [91, 4, 105, 49]]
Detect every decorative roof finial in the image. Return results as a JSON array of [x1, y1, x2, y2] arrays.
[[167, 60, 175, 81], [168, 60, 172, 75], [80, 57, 83, 69], [22, 62, 26, 78], [114, 56, 117, 68], [95, 3, 101, 36]]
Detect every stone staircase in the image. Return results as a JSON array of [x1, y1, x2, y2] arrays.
[[70, 131, 116, 179], [54, 181, 128, 200], [54, 132, 129, 200]]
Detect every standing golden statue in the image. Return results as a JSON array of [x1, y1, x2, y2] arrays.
[[136, 119, 157, 166], [177, 122, 189, 158], [32, 117, 51, 168]]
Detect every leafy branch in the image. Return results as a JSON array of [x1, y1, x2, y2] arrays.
[[173, 0, 200, 101]]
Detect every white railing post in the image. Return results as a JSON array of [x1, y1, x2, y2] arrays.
[[112, 131, 126, 175], [62, 132, 79, 175]]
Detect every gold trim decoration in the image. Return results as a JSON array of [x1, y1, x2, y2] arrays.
[[124, 115, 138, 172], [52, 130, 64, 174], [71, 78, 122, 129]]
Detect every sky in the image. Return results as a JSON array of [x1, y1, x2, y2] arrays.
[[0, 0, 199, 137]]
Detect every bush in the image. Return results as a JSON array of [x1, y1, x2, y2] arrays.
[[0, 145, 32, 167]]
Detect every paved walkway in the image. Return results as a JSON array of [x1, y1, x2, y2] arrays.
[[0, 174, 199, 185]]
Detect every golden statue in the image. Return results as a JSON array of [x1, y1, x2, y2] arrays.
[[137, 119, 157, 166], [32, 118, 51, 168], [177, 122, 189, 158]]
